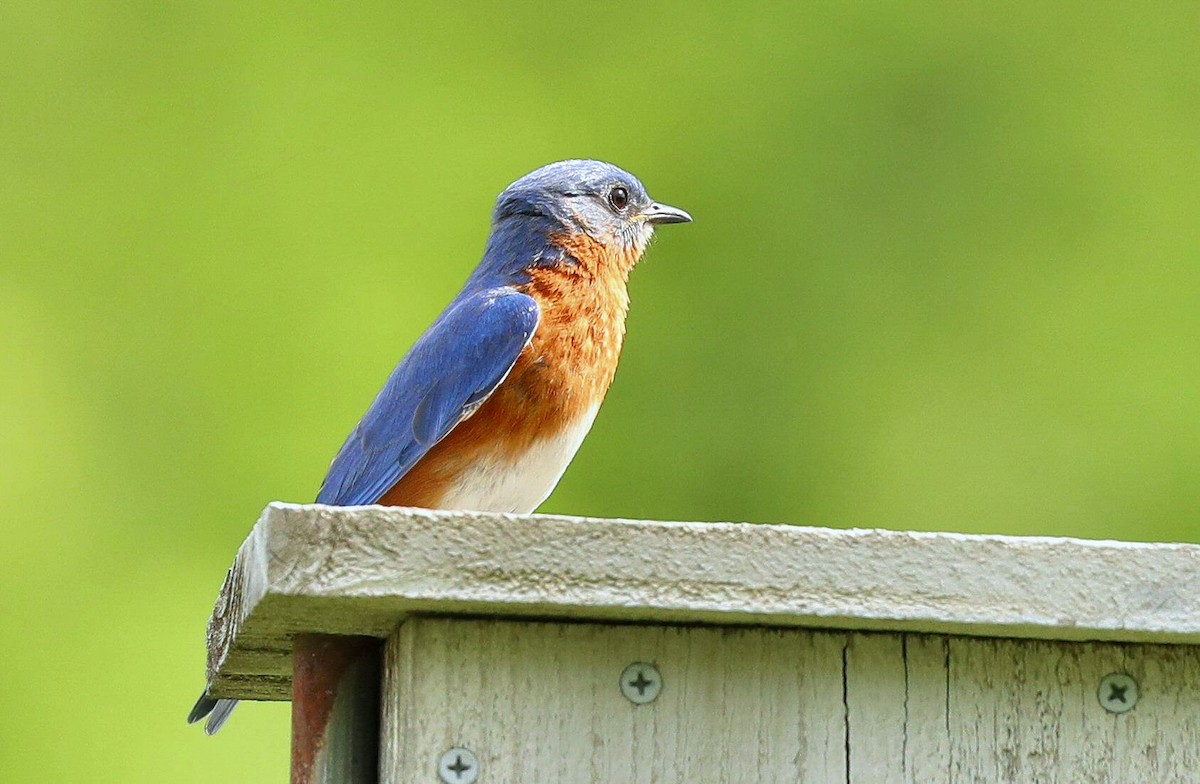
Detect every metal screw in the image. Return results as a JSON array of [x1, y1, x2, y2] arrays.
[[620, 662, 662, 705], [438, 747, 479, 784], [1098, 673, 1138, 714]]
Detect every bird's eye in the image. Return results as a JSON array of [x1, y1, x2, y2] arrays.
[[608, 186, 629, 211]]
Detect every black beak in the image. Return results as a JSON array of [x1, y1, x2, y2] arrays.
[[645, 201, 693, 225]]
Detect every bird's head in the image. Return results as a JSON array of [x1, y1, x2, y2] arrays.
[[491, 159, 691, 277]]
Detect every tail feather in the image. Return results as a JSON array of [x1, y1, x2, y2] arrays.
[[188, 691, 239, 735]]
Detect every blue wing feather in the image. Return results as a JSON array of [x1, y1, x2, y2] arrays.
[[316, 288, 539, 506]]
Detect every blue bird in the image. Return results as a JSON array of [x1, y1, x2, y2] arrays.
[[189, 159, 690, 733]]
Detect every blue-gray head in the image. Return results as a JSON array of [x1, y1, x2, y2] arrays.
[[488, 160, 690, 276]]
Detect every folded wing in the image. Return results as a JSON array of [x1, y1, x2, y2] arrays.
[[316, 288, 539, 506]]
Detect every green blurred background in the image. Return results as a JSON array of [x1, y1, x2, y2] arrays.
[[2, 1, 1198, 780]]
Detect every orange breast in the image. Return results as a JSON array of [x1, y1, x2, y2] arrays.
[[378, 234, 634, 509]]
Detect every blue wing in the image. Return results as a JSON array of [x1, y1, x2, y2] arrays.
[[316, 287, 540, 506]]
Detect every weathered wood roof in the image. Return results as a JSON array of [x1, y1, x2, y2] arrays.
[[204, 503, 1200, 700]]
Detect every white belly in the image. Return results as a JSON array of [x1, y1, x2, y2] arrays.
[[438, 404, 601, 514]]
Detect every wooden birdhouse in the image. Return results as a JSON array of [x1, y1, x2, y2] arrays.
[[200, 503, 1200, 782]]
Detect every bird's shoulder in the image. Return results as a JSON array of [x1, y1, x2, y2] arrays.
[[368, 285, 540, 441]]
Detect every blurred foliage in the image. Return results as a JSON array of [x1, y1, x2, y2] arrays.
[[2, 1, 1198, 780]]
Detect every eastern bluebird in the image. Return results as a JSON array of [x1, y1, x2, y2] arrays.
[[189, 159, 690, 733]]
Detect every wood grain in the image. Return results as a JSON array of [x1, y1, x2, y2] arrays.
[[201, 503, 1200, 699], [944, 637, 1200, 781], [382, 617, 848, 784], [381, 618, 1200, 783], [901, 634, 952, 783], [845, 633, 907, 782]]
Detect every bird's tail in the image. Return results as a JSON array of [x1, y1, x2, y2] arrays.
[[187, 691, 239, 735]]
